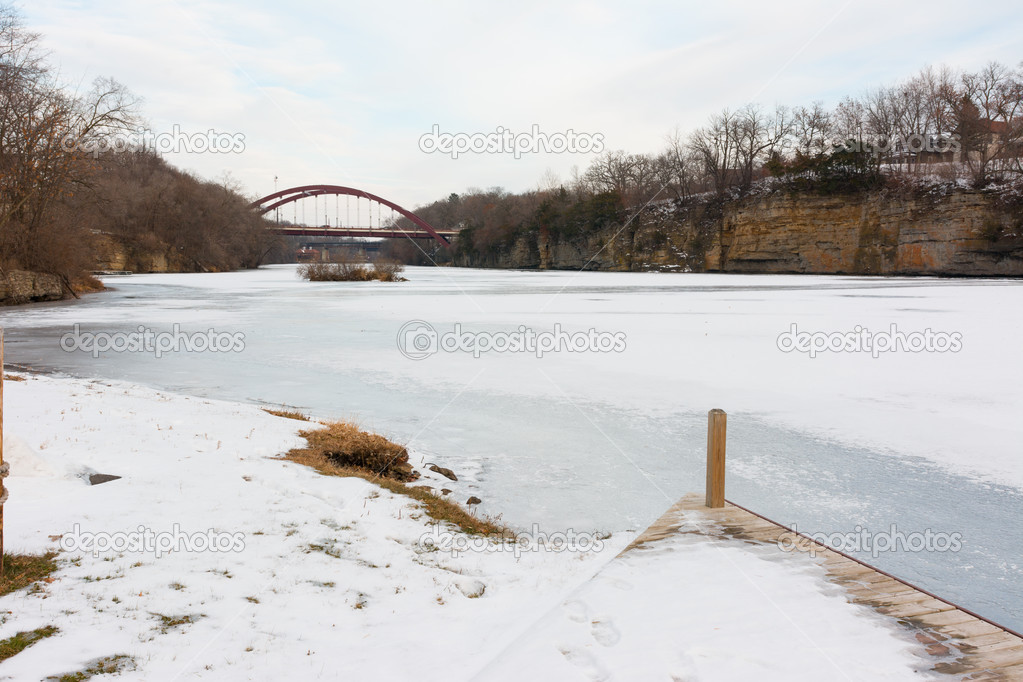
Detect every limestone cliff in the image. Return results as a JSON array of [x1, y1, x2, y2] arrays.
[[706, 191, 1023, 276], [0, 270, 65, 305], [93, 233, 183, 273], [455, 190, 1023, 277]]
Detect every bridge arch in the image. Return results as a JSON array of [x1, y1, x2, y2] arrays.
[[250, 184, 449, 246]]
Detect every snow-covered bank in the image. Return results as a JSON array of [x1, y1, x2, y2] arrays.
[[0, 373, 933, 680], [0, 373, 622, 680]]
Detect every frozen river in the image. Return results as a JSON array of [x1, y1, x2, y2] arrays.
[[3, 265, 1022, 631]]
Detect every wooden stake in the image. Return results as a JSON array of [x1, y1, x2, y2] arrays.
[[705, 408, 726, 508]]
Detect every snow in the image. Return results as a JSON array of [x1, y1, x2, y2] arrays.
[[4, 266, 1023, 631], [478, 533, 932, 681], [0, 373, 931, 680]]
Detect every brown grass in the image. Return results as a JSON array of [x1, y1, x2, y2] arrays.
[[70, 275, 106, 294], [288, 421, 418, 481], [3, 374, 26, 382], [298, 260, 406, 282], [282, 423, 509, 537], [0, 552, 58, 596], [51, 654, 134, 681], [262, 408, 309, 421]]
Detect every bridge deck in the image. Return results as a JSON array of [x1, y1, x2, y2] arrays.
[[624, 493, 1023, 680], [272, 227, 456, 239]]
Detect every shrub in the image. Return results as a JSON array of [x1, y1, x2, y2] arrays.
[[298, 259, 405, 282], [767, 145, 887, 195], [371, 259, 406, 282], [289, 421, 418, 481]]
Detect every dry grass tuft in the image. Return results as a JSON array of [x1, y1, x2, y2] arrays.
[[282, 423, 509, 537], [51, 654, 134, 681], [289, 421, 419, 482], [3, 374, 26, 382], [70, 275, 106, 294], [262, 408, 309, 421]]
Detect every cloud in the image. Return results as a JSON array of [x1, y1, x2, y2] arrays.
[[21, 0, 1023, 209]]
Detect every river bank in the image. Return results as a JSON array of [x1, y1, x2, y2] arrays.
[[0, 371, 627, 679], [4, 266, 1023, 635], [0, 372, 937, 680], [0, 270, 107, 307]]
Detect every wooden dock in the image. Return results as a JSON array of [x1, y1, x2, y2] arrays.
[[627, 493, 1023, 680]]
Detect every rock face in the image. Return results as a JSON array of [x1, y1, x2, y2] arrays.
[[705, 191, 1023, 277], [0, 270, 65, 305], [454, 190, 1023, 277], [93, 233, 180, 273]]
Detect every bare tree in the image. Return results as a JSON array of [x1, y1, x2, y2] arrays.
[[792, 101, 833, 156], [831, 96, 867, 149], [0, 4, 139, 280], [734, 104, 792, 188], [690, 109, 740, 195], [862, 86, 905, 169], [658, 127, 700, 202], [944, 61, 1023, 183]]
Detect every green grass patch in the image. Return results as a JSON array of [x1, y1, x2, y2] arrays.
[[0, 625, 59, 662], [0, 552, 58, 596]]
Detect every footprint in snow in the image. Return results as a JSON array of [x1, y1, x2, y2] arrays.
[[563, 598, 589, 623], [557, 646, 610, 681], [590, 618, 621, 647]]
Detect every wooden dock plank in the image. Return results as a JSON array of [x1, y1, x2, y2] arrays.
[[628, 494, 1023, 679]]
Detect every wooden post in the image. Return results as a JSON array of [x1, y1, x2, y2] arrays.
[[705, 408, 726, 508]]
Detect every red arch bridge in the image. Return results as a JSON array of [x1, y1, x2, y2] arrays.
[[250, 185, 455, 247]]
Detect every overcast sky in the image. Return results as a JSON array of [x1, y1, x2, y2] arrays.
[[22, 0, 1023, 210]]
